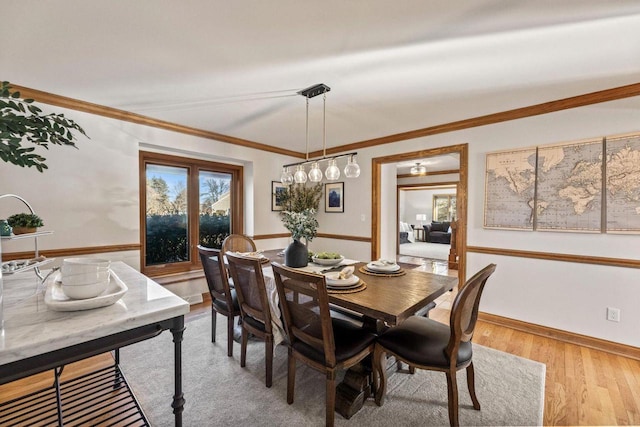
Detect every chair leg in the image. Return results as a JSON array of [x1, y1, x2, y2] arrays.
[[211, 308, 217, 343], [265, 335, 273, 388], [287, 348, 296, 404], [373, 345, 388, 406], [395, 358, 415, 374], [240, 326, 248, 367], [325, 370, 336, 427], [226, 315, 234, 357], [445, 370, 460, 427], [466, 362, 480, 410]]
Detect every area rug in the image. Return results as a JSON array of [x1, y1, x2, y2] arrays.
[[399, 241, 451, 261], [119, 315, 545, 426]]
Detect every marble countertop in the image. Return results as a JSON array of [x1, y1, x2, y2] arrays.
[[0, 261, 190, 365]]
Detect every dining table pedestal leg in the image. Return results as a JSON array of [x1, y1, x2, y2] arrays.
[[335, 362, 372, 419], [335, 315, 383, 419]]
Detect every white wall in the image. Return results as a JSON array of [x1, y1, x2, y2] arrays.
[[2, 97, 639, 347], [355, 99, 640, 348], [400, 187, 456, 226]]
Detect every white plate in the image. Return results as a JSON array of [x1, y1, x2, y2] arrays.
[[366, 261, 401, 272], [45, 270, 128, 311], [312, 255, 344, 266], [1, 257, 55, 275], [324, 272, 360, 287], [327, 282, 362, 290], [235, 251, 269, 263]]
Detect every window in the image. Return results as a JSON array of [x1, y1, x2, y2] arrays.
[[140, 152, 243, 276], [432, 194, 456, 222]]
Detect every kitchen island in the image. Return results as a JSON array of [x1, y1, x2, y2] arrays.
[[0, 261, 189, 426]]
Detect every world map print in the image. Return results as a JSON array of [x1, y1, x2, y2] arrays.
[[484, 133, 640, 233], [606, 134, 640, 233], [484, 148, 537, 230], [536, 139, 602, 232]]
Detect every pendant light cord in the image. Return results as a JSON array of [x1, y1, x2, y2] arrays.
[[305, 97, 309, 161], [322, 93, 327, 158]]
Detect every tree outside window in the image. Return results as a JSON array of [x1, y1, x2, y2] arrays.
[[433, 194, 456, 222], [140, 152, 242, 276]]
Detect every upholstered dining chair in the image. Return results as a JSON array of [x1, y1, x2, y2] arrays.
[[225, 251, 275, 387], [372, 263, 497, 427], [221, 234, 257, 257], [271, 263, 377, 427], [197, 246, 240, 357]]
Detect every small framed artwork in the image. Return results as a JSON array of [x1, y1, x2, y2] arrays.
[[272, 181, 287, 211], [325, 182, 344, 213]]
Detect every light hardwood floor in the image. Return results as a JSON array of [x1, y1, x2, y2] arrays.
[[2, 258, 639, 425]]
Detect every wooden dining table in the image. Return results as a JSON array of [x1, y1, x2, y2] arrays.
[[261, 249, 459, 418], [262, 249, 458, 330]]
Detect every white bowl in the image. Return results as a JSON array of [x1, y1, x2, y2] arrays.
[[62, 269, 111, 287], [62, 279, 109, 299], [61, 258, 110, 277], [312, 255, 345, 266]]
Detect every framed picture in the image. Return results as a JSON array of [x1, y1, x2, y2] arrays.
[[325, 182, 344, 213], [272, 181, 287, 211]]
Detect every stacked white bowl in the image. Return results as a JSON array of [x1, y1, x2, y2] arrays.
[[60, 258, 111, 299]]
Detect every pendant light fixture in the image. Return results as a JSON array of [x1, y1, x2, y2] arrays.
[[344, 154, 361, 178], [410, 162, 427, 175], [280, 83, 360, 185]]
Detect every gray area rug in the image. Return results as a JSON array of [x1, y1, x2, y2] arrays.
[[120, 315, 545, 426], [399, 242, 451, 261]]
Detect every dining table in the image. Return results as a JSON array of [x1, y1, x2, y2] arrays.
[[260, 249, 457, 328], [258, 248, 459, 418]]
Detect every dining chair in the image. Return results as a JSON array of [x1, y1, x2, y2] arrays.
[[225, 251, 275, 387], [271, 262, 377, 427], [372, 263, 497, 427], [221, 234, 257, 257], [197, 245, 240, 357]]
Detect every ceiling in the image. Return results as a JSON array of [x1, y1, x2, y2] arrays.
[[4, 1, 640, 163]]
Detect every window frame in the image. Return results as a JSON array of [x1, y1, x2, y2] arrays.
[[432, 193, 456, 222], [139, 151, 243, 277]]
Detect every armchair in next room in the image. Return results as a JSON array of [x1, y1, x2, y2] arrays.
[[423, 221, 451, 244]]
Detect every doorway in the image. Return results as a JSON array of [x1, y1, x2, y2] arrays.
[[371, 143, 468, 283], [398, 184, 456, 261]]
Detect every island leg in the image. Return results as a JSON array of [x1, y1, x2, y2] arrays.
[[170, 316, 185, 427]]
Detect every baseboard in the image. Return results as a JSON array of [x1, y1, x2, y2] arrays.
[[182, 293, 204, 305], [479, 312, 640, 361]]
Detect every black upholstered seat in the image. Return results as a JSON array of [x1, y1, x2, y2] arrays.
[[292, 317, 376, 364], [373, 264, 497, 427], [377, 316, 472, 368]]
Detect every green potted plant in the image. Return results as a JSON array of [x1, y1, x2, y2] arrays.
[[7, 213, 44, 235], [0, 81, 89, 172], [281, 208, 319, 267]]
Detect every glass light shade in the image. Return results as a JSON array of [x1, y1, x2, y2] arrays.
[[410, 163, 426, 175], [344, 156, 360, 178], [294, 164, 307, 184], [280, 167, 293, 185], [308, 162, 323, 182], [325, 159, 340, 181]]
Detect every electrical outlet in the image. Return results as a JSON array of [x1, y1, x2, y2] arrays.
[[606, 307, 621, 322]]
